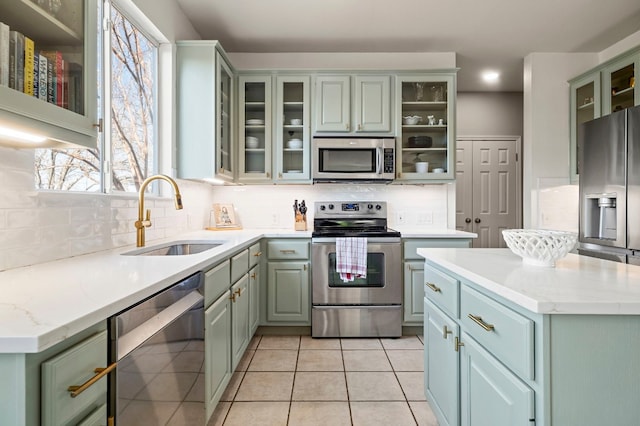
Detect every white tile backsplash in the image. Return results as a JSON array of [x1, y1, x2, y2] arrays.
[[0, 145, 449, 270]]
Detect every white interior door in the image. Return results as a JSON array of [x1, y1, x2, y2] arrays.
[[456, 138, 520, 248]]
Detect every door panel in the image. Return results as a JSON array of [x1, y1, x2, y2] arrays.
[[456, 139, 519, 248]]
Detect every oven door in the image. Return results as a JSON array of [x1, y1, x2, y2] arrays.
[[311, 237, 401, 305]]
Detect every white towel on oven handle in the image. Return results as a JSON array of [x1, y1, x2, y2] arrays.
[[336, 237, 367, 282]]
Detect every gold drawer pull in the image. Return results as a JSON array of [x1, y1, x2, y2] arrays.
[[68, 362, 117, 398], [455, 337, 464, 352], [230, 293, 237, 302], [280, 249, 296, 254], [425, 282, 441, 293], [235, 288, 245, 297], [468, 314, 495, 332], [442, 325, 453, 339], [251, 272, 257, 279], [253, 251, 262, 257]]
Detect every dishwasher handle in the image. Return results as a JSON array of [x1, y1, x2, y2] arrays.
[[116, 290, 204, 361]]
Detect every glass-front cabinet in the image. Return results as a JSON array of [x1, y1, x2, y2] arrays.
[[0, 0, 98, 148], [396, 74, 456, 181], [602, 54, 639, 115], [569, 72, 600, 183], [275, 75, 310, 182], [176, 42, 235, 181], [238, 76, 272, 182]]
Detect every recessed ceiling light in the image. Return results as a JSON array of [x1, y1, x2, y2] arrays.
[[0, 126, 47, 144], [482, 71, 500, 83]]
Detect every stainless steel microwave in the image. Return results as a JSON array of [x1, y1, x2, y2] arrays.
[[312, 138, 395, 182]]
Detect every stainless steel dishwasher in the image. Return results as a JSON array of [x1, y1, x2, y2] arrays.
[[108, 272, 205, 425]]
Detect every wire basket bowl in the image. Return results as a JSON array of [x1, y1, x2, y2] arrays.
[[502, 229, 578, 267]]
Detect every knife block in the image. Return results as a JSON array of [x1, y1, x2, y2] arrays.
[[295, 213, 307, 231]]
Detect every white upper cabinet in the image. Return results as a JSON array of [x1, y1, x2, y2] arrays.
[[314, 74, 392, 134], [0, 0, 98, 148]]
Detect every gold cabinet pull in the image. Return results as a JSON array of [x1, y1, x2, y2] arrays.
[[425, 282, 441, 293], [251, 272, 257, 279], [468, 314, 495, 332], [230, 293, 237, 302], [68, 362, 117, 398], [253, 251, 262, 257], [280, 249, 296, 254], [455, 337, 464, 352], [443, 325, 452, 339], [235, 288, 245, 297]]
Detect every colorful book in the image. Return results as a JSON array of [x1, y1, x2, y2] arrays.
[[46, 58, 53, 103], [38, 53, 47, 100], [10, 31, 24, 92], [0, 22, 9, 87], [23, 36, 34, 95], [32, 52, 39, 97], [67, 62, 82, 113]]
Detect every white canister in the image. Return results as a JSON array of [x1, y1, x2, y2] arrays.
[[415, 162, 429, 173]]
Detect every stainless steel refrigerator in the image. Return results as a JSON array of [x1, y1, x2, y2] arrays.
[[578, 104, 640, 264]]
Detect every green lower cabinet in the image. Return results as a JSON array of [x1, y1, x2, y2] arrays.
[[249, 265, 260, 335], [231, 274, 250, 370], [459, 332, 534, 426], [404, 261, 425, 323], [205, 290, 232, 421], [77, 404, 107, 426], [424, 299, 459, 426], [267, 261, 310, 323]]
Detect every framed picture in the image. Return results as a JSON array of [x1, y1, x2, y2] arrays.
[[212, 203, 239, 228]]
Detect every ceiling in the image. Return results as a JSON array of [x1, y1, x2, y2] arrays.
[[175, 0, 640, 92]]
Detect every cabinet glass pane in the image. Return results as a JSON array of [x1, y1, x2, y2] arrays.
[[575, 82, 595, 176], [219, 66, 232, 173], [610, 63, 635, 113], [0, 0, 85, 114], [282, 82, 304, 173], [400, 81, 449, 174], [244, 82, 266, 174]]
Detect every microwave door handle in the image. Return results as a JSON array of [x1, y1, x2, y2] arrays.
[[376, 147, 383, 175]]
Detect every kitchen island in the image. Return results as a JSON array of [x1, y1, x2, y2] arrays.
[[418, 248, 640, 426]]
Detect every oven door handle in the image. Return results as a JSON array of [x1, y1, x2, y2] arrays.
[[116, 290, 204, 361], [376, 146, 383, 175]]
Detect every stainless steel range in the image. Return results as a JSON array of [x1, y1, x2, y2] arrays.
[[311, 201, 402, 338]]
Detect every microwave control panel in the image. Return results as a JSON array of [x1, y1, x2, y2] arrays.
[[384, 148, 394, 173]]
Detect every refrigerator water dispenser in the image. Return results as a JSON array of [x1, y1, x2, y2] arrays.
[[584, 195, 617, 240]]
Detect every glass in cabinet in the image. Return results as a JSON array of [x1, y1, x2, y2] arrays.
[[602, 53, 639, 115], [397, 75, 456, 180], [239, 76, 272, 182], [176, 42, 234, 181], [569, 72, 600, 183], [275, 75, 310, 181], [0, 0, 98, 147]]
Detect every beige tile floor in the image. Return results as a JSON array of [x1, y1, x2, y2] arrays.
[[208, 335, 439, 426]]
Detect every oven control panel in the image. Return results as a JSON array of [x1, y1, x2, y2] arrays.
[[315, 201, 387, 218]]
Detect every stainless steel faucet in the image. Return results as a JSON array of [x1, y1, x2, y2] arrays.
[[135, 174, 183, 247]]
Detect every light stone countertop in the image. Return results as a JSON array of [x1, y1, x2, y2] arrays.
[[418, 248, 640, 315], [0, 228, 471, 354]]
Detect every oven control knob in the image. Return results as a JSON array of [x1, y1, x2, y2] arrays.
[[367, 204, 374, 210], [328, 204, 334, 210], [320, 205, 326, 211], [375, 204, 382, 210]]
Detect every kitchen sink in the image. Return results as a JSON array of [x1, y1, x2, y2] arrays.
[[122, 240, 224, 256]]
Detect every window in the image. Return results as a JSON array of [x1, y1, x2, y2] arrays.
[[35, 1, 159, 193]]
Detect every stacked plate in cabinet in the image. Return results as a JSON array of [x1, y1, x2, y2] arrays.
[[407, 136, 432, 148]]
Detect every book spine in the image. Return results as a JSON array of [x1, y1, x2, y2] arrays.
[[0, 22, 9, 87], [8, 31, 15, 89], [38, 54, 47, 100], [46, 59, 53, 103], [56, 54, 62, 107], [23, 36, 34, 95], [12, 31, 24, 92], [32, 52, 38, 97]]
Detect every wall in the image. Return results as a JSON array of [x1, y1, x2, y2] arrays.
[[209, 184, 451, 230], [456, 92, 523, 137], [522, 52, 599, 230]]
